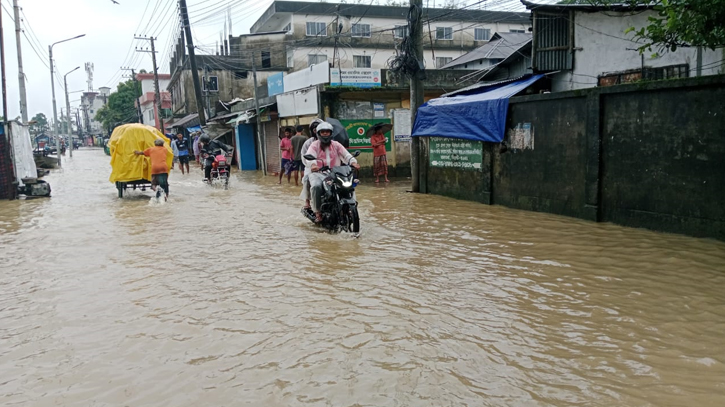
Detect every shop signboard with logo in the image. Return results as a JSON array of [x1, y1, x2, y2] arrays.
[[330, 68, 382, 88], [340, 119, 392, 152], [267, 72, 284, 96]]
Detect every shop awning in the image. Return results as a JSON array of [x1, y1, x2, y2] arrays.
[[171, 113, 199, 128], [412, 74, 544, 143]]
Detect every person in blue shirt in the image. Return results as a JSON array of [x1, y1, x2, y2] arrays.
[[171, 133, 191, 175]]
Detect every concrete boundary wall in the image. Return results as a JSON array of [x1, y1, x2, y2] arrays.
[[422, 75, 725, 240]]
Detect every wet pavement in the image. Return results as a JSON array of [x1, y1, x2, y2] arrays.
[[1, 148, 724, 407]]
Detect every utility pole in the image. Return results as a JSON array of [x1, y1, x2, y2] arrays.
[[409, 0, 424, 193], [135, 36, 164, 131], [12, 0, 27, 123], [179, 0, 206, 125], [332, 5, 340, 68], [122, 66, 142, 123], [251, 53, 266, 175], [0, 0, 17, 199]]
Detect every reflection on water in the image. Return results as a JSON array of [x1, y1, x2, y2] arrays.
[[1, 148, 724, 407]]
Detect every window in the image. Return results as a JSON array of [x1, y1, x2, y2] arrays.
[[394, 25, 408, 39], [533, 12, 572, 70], [306, 21, 327, 37], [353, 55, 371, 68], [644, 64, 689, 80], [308, 54, 327, 67], [351, 23, 371, 38], [436, 57, 453, 68], [474, 28, 490, 41], [262, 51, 271, 68], [436, 27, 452, 40], [90, 109, 94, 114], [283, 23, 291, 33], [509, 29, 526, 33], [489, 58, 503, 65], [234, 71, 248, 79], [202, 76, 218, 92]]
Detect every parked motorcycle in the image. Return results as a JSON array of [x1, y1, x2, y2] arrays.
[[202, 150, 232, 189], [302, 151, 361, 233]]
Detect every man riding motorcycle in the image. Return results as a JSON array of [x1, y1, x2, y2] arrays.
[[198, 134, 232, 183], [302, 121, 360, 223]]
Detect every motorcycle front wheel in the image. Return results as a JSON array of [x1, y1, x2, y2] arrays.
[[341, 205, 360, 233]]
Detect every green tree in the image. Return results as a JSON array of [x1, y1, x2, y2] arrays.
[[560, 1, 725, 52], [95, 77, 141, 132], [29, 113, 49, 135]]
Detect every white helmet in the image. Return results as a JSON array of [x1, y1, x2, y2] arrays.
[[316, 122, 334, 145]]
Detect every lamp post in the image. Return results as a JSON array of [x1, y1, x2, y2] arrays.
[[49, 34, 85, 166], [64, 67, 80, 158]]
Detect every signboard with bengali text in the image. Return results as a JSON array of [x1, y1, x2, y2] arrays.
[[429, 137, 483, 171], [330, 68, 382, 88], [340, 119, 392, 152]]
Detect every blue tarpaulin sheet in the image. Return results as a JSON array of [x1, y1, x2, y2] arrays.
[[412, 74, 544, 143]]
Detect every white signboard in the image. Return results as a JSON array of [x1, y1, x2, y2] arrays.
[[277, 86, 319, 118], [393, 109, 411, 142], [330, 68, 382, 88], [283, 63, 329, 93]]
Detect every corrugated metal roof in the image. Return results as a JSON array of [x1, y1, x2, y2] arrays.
[[442, 32, 532, 69]]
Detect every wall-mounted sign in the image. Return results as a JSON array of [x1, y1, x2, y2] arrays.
[[429, 137, 483, 171], [373, 102, 385, 118], [340, 119, 392, 152], [267, 72, 284, 96], [330, 68, 382, 88], [393, 109, 411, 142]]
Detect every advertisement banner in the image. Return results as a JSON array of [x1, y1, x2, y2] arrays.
[[340, 119, 392, 152], [429, 137, 483, 171], [267, 72, 284, 96], [330, 68, 382, 88]]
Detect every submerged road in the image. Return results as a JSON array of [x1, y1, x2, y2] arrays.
[[1, 148, 724, 406]]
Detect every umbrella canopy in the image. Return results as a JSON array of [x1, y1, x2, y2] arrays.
[[366, 123, 393, 137], [325, 118, 349, 148]]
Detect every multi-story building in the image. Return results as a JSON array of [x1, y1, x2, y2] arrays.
[[249, 1, 531, 71], [80, 86, 110, 135], [136, 73, 171, 129]]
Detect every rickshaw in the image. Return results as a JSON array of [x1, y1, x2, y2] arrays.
[[108, 124, 173, 198]]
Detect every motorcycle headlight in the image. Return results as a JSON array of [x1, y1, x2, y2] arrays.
[[337, 176, 353, 188]]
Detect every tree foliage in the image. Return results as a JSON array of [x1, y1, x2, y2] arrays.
[[30, 113, 49, 135], [95, 78, 141, 133], [560, 1, 725, 52]]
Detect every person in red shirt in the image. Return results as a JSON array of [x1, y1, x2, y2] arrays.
[[278, 127, 294, 184], [370, 124, 390, 183], [134, 138, 170, 200]]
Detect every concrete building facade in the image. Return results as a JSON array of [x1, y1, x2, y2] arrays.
[[80, 86, 110, 135], [249, 1, 531, 71], [523, 1, 725, 91], [136, 73, 171, 129]]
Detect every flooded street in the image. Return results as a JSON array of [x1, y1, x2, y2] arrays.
[[1, 148, 724, 407]]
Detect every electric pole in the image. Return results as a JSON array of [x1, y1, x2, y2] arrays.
[[135, 36, 164, 131], [410, 0, 424, 193], [0, 0, 17, 199], [179, 0, 206, 125], [251, 53, 266, 175], [122, 66, 142, 123], [12, 0, 27, 123]]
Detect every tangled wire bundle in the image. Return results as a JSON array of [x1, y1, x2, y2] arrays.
[[388, 4, 425, 79]]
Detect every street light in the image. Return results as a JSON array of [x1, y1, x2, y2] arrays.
[[48, 34, 85, 167], [64, 66, 80, 158]]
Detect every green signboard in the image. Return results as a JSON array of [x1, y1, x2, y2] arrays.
[[340, 119, 392, 152], [429, 137, 483, 171]]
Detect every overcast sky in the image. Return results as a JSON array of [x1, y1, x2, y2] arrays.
[[3, 0, 529, 121], [2, 0, 282, 121]]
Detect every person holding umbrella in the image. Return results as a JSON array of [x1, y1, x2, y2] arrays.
[[369, 123, 392, 183]]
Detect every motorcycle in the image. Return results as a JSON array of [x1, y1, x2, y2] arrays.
[[302, 151, 361, 233], [202, 150, 233, 189]]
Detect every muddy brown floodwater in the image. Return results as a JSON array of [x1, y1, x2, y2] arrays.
[[1, 148, 724, 407]]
